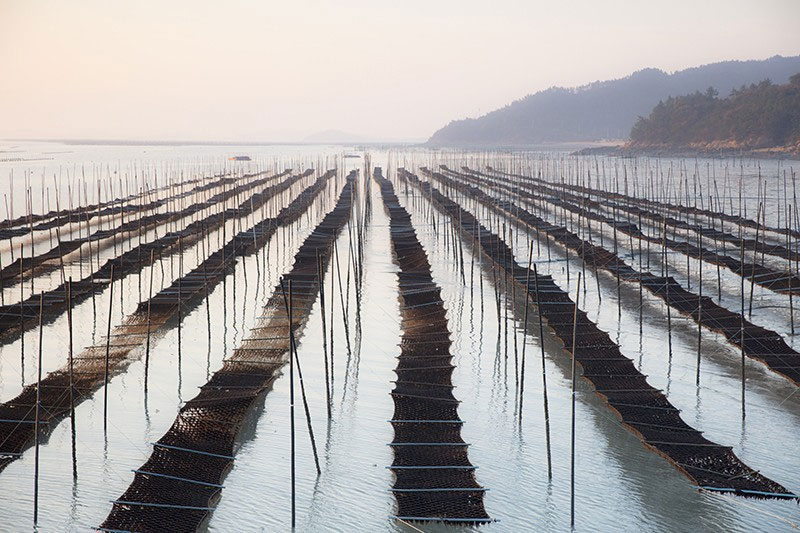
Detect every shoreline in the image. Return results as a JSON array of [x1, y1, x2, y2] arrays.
[[573, 144, 800, 160]]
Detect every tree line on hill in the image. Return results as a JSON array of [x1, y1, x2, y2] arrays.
[[426, 55, 800, 146], [629, 74, 800, 150]]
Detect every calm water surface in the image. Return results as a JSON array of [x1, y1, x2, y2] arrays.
[[0, 142, 797, 531]]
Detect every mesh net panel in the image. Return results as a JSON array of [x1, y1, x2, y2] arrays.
[[377, 168, 490, 524]]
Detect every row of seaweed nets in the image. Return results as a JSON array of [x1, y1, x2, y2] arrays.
[[100, 171, 356, 532], [435, 166, 800, 387], [0, 169, 290, 285], [0, 170, 334, 475], [0, 169, 304, 341], [0, 169, 218, 237], [488, 165, 800, 244], [459, 165, 800, 294], [374, 167, 490, 524], [481, 164, 800, 263], [398, 167, 796, 500]]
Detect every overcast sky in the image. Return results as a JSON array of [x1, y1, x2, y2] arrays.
[[1, 0, 798, 142]]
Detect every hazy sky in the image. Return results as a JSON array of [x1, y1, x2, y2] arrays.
[[1, 0, 798, 142]]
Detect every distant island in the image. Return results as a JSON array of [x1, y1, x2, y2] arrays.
[[624, 74, 800, 157], [427, 55, 800, 147]]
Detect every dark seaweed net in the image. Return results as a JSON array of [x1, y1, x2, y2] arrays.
[[399, 167, 794, 499], [0, 169, 301, 340], [376, 168, 490, 524], [439, 165, 800, 389], [100, 171, 356, 532], [0, 171, 332, 478]]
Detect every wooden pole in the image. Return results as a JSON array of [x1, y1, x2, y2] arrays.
[[28, 188, 34, 296], [334, 239, 351, 355], [201, 223, 212, 347], [638, 210, 643, 335], [533, 264, 552, 480], [664, 219, 673, 359], [85, 207, 96, 318], [286, 279, 296, 528], [317, 251, 331, 418], [103, 264, 115, 432], [613, 208, 621, 318], [748, 202, 762, 318], [177, 235, 183, 375], [519, 242, 533, 423], [510, 227, 517, 385], [281, 279, 322, 476], [740, 232, 746, 419], [329, 241, 335, 390], [503, 225, 509, 367], [20, 244, 25, 381], [789, 204, 795, 335], [570, 272, 582, 528], [68, 277, 77, 478], [33, 290, 44, 525], [696, 228, 703, 385], [712, 193, 722, 303], [793, 170, 799, 337], [144, 249, 155, 391]]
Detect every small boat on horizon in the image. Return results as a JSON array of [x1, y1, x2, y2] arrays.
[[228, 155, 251, 161]]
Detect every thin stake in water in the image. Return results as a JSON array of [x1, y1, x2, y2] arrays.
[[68, 277, 77, 478], [33, 291, 44, 526], [570, 272, 582, 528], [144, 249, 155, 391], [103, 264, 115, 432], [519, 242, 533, 425]]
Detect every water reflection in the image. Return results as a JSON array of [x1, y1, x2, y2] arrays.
[[0, 144, 796, 531]]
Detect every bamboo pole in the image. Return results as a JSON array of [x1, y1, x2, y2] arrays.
[[664, 219, 673, 359], [748, 202, 762, 318], [103, 264, 115, 432], [28, 188, 34, 296], [740, 224, 746, 420], [201, 223, 212, 347], [713, 186, 723, 302], [68, 277, 77, 478], [144, 249, 155, 391], [285, 279, 296, 528], [533, 264, 552, 480], [519, 242, 533, 423], [19, 244, 24, 381], [789, 204, 795, 335], [280, 278, 321, 476], [317, 251, 331, 418], [334, 239, 351, 355], [177, 235, 183, 375], [33, 290, 44, 526], [329, 239, 335, 389], [638, 210, 643, 335], [570, 272, 582, 528], [503, 224, 509, 367], [697, 228, 703, 385]]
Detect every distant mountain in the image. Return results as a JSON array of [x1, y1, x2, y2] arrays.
[[302, 129, 365, 144], [427, 55, 800, 146], [627, 74, 800, 155]]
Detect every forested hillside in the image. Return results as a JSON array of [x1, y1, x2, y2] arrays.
[[629, 74, 800, 152], [427, 55, 800, 146]]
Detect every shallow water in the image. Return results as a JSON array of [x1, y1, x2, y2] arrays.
[[0, 143, 797, 531]]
